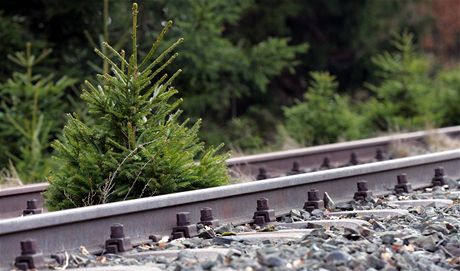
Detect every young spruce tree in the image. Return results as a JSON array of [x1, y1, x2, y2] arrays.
[[45, 3, 230, 210], [0, 43, 76, 183], [361, 32, 434, 132], [284, 72, 361, 146]]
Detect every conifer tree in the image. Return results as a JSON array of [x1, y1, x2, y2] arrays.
[[45, 3, 230, 210], [284, 72, 361, 146], [361, 32, 434, 132], [0, 43, 76, 183]]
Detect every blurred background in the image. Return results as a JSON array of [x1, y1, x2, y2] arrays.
[[0, 0, 459, 183]]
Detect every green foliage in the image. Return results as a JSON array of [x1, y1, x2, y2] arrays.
[[1, 0, 434, 153], [0, 43, 76, 183], [235, 0, 430, 91], [45, 4, 230, 211], [361, 32, 435, 132], [284, 72, 361, 146], [0, 12, 27, 78], [434, 66, 460, 126], [149, 0, 308, 119]]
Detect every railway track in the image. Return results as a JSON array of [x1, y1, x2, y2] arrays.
[[1, 125, 460, 219], [1, 149, 459, 269]]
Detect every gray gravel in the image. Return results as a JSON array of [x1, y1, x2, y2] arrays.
[[42, 184, 460, 271]]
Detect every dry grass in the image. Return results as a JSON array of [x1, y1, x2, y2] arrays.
[[390, 132, 460, 158], [0, 162, 23, 189], [227, 166, 256, 184]]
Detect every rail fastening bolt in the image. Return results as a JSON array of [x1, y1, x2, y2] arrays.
[[434, 167, 444, 177], [257, 167, 269, 180], [307, 189, 320, 201], [200, 207, 213, 221], [15, 239, 45, 270], [321, 157, 330, 168], [375, 149, 384, 161], [110, 223, 125, 239], [26, 199, 38, 210], [257, 198, 269, 211], [292, 161, 300, 171], [432, 167, 448, 186], [350, 152, 358, 165], [177, 212, 190, 226], [20, 239, 37, 255], [397, 174, 408, 184], [357, 181, 368, 192]]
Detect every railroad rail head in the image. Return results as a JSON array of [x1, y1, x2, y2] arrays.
[[0, 150, 459, 265]]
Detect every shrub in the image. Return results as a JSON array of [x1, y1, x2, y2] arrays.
[[0, 43, 76, 183], [360, 32, 435, 132], [284, 71, 361, 146], [45, 3, 230, 210], [435, 66, 460, 126]]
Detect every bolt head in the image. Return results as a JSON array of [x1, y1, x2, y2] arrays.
[[307, 189, 320, 201], [321, 157, 330, 168], [20, 239, 37, 255], [434, 167, 444, 177], [357, 181, 368, 191], [176, 212, 190, 226], [397, 174, 407, 184], [200, 207, 213, 221], [26, 199, 38, 209], [110, 223, 125, 238], [292, 161, 300, 170], [257, 198, 269, 211], [350, 152, 358, 164]]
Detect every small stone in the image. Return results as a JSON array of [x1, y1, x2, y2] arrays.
[[201, 260, 216, 270], [215, 224, 234, 234], [212, 237, 233, 245], [300, 209, 311, 220], [372, 220, 387, 231], [290, 209, 302, 218], [445, 242, 460, 257], [447, 178, 459, 189], [165, 242, 185, 250], [323, 192, 336, 211], [325, 250, 351, 265], [414, 235, 439, 251], [367, 254, 386, 270], [198, 226, 216, 239], [235, 225, 251, 232], [366, 244, 378, 253], [336, 203, 354, 211], [260, 254, 287, 267], [343, 228, 361, 241], [311, 209, 324, 217], [381, 234, 395, 245]]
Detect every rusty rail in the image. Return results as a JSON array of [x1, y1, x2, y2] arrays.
[[0, 150, 459, 265], [1, 125, 460, 220]]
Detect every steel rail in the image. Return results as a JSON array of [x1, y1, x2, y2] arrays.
[[2, 125, 460, 220], [0, 150, 459, 264], [227, 125, 460, 175], [0, 183, 47, 219]]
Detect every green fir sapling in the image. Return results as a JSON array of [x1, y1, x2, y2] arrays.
[[0, 43, 76, 183], [45, 3, 230, 210], [361, 32, 434, 132], [284, 72, 361, 146]]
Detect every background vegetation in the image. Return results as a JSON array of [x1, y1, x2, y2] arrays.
[[0, 0, 459, 185]]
